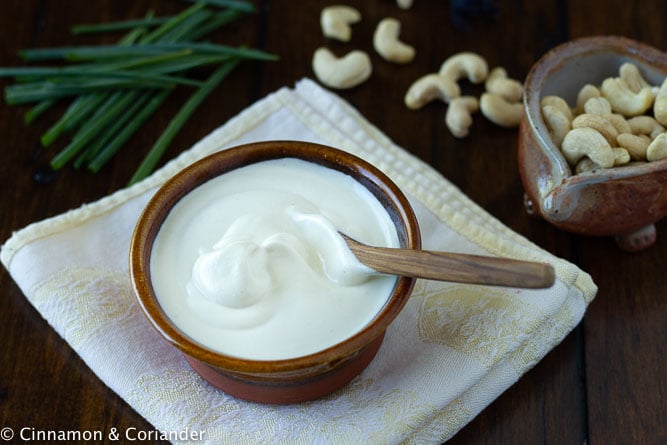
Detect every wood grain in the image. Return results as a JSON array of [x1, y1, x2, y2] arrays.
[[342, 233, 555, 288], [0, 1, 665, 444]]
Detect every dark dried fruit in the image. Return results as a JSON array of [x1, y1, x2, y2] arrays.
[[33, 165, 57, 184]]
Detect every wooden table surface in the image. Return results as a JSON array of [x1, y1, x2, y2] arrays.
[[0, 1, 665, 443]]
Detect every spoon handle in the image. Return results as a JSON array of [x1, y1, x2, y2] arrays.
[[342, 235, 555, 289]]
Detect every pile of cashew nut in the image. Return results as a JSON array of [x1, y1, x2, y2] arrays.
[[313, 5, 416, 90], [404, 52, 524, 137], [542, 62, 667, 173], [314, 5, 525, 138]]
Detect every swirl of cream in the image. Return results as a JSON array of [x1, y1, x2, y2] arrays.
[[185, 205, 375, 331], [188, 239, 272, 309], [286, 206, 373, 286]]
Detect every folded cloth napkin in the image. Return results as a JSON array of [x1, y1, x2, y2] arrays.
[[1, 78, 597, 444]]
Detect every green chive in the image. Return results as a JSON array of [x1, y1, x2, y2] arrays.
[[88, 88, 172, 172], [42, 49, 196, 75], [41, 93, 108, 146], [73, 92, 153, 168], [71, 16, 172, 35], [156, 9, 214, 43], [186, 9, 248, 41], [128, 58, 240, 184], [185, 0, 256, 13], [51, 91, 142, 169], [128, 53, 232, 74], [140, 2, 206, 44], [24, 99, 56, 124], [2, 67, 205, 87], [5, 78, 170, 105], [1, 1, 273, 182], [20, 42, 277, 63]]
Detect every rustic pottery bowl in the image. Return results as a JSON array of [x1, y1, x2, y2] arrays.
[[130, 140, 420, 404], [519, 35, 667, 251]]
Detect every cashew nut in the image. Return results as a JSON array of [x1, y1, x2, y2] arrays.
[[439, 52, 488, 84], [571, 113, 619, 146], [396, 0, 414, 9], [312, 47, 372, 90], [653, 77, 667, 126], [583, 96, 612, 115], [575, 158, 601, 174], [480, 92, 523, 127], [541, 63, 667, 172], [626, 115, 665, 139], [542, 104, 571, 147], [320, 5, 361, 42], [541, 95, 573, 121], [404, 73, 460, 109], [485, 67, 523, 102], [600, 77, 654, 116], [606, 113, 632, 134], [613, 147, 631, 166], [646, 133, 667, 162], [575, 84, 600, 113], [373, 17, 415, 64], [616, 133, 651, 160], [619, 62, 650, 93], [561, 127, 614, 168], [446, 96, 479, 138]]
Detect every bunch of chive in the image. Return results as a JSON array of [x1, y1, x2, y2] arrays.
[[0, 0, 277, 185]]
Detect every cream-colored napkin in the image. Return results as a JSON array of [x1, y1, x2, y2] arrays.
[[1, 79, 596, 444]]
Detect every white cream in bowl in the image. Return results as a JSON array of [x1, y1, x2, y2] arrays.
[[150, 157, 400, 360]]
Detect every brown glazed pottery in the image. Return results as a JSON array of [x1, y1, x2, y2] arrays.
[[129, 140, 421, 404], [519, 35, 667, 251]]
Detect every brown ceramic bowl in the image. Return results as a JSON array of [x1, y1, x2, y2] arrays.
[[130, 140, 420, 404], [519, 35, 667, 251]]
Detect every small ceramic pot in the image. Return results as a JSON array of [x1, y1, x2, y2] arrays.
[[519, 35, 667, 251], [130, 140, 420, 404]]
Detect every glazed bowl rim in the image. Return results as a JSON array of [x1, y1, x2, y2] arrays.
[[129, 140, 421, 375]]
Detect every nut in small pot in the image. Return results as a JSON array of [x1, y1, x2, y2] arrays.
[[519, 36, 667, 251]]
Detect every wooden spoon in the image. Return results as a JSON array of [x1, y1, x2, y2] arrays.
[[340, 233, 555, 289]]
